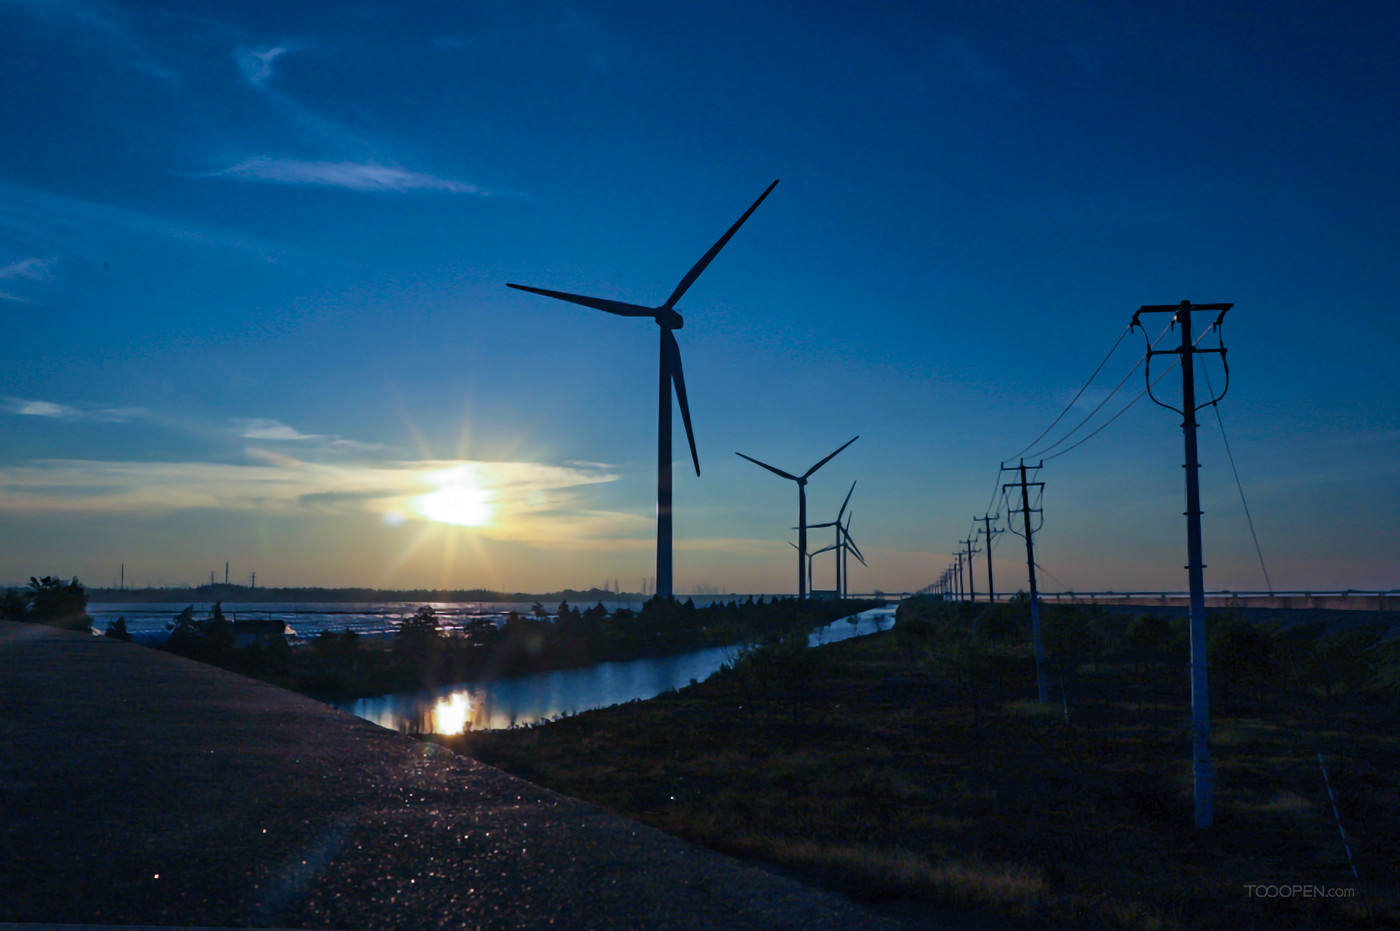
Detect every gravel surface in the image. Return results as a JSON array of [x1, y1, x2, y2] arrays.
[[0, 621, 913, 929]]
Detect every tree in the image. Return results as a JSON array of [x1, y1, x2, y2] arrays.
[[165, 603, 234, 664], [25, 576, 91, 631], [396, 605, 442, 662], [166, 605, 200, 653]]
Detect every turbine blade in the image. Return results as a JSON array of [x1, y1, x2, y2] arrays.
[[507, 284, 656, 317], [843, 521, 866, 564], [664, 329, 701, 476], [662, 179, 779, 310], [837, 480, 857, 521], [735, 451, 800, 482], [811, 544, 837, 556], [794, 521, 838, 530], [802, 435, 859, 480]]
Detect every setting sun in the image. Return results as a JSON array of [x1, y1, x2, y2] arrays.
[[416, 465, 493, 527]]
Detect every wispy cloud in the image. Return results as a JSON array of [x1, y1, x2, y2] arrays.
[[0, 182, 291, 266], [212, 158, 483, 194], [0, 258, 53, 281], [231, 417, 388, 451], [232, 417, 324, 442], [5, 0, 177, 80], [0, 456, 625, 545], [0, 257, 55, 303], [3, 397, 145, 422], [236, 45, 289, 87], [219, 43, 488, 196], [7, 399, 80, 419]]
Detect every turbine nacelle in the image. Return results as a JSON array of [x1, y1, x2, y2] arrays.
[[507, 180, 779, 598]]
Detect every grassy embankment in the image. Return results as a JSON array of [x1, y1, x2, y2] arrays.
[[440, 597, 1398, 930]]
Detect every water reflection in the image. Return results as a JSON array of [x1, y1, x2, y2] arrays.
[[342, 607, 895, 735]]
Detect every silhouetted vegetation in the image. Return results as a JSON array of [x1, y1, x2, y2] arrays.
[[131, 594, 880, 700], [88, 583, 672, 605], [0, 576, 92, 631], [452, 597, 1398, 930]]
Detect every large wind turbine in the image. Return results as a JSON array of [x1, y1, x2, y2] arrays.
[[508, 180, 779, 599], [737, 436, 858, 599]]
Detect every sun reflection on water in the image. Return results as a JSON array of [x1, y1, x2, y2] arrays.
[[430, 691, 474, 735]]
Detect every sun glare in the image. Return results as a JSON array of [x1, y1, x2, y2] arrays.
[[431, 691, 473, 735], [416, 465, 493, 527]]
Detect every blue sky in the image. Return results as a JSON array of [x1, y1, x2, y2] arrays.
[[2, 0, 1397, 594]]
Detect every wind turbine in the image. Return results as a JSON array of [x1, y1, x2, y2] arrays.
[[798, 480, 857, 598], [790, 541, 837, 595], [737, 436, 858, 599], [508, 180, 779, 599], [840, 511, 867, 598]]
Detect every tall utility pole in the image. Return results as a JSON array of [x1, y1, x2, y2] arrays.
[[1132, 300, 1232, 830], [1003, 459, 1046, 702], [976, 514, 1001, 603], [952, 552, 963, 602], [961, 535, 979, 604], [225, 562, 229, 585]]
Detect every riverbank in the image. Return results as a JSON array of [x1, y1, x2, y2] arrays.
[[153, 596, 884, 703], [439, 599, 1396, 929]]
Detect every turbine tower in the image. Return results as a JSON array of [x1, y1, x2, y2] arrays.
[[509, 180, 778, 599], [737, 436, 858, 599]]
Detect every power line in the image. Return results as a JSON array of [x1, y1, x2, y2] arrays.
[[1200, 360, 1274, 594], [1012, 324, 1132, 461], [1024, 320, 1173, 460], [1041, 322, 1221, 463]]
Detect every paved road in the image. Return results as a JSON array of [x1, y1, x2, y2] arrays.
[[0, 621, 914, 930]]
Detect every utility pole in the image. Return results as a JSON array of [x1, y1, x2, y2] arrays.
[[952, 552, 963, 602], [1132, 300, 1232, 830], [249, 571, 256, 589], [976, 514, 1001, 603], [225, 562, 229, 585], [1003, 459, 1046, 702], [961, 535, 979, 604], [120, 563, 124, 591]]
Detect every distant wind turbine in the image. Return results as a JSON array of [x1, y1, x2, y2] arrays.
[[737, 436, 858, 599], [840, 511, 867, 598], [508, 180, 779, 599], [799, 480, 858, 598], [790, 541, 837, 595]]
